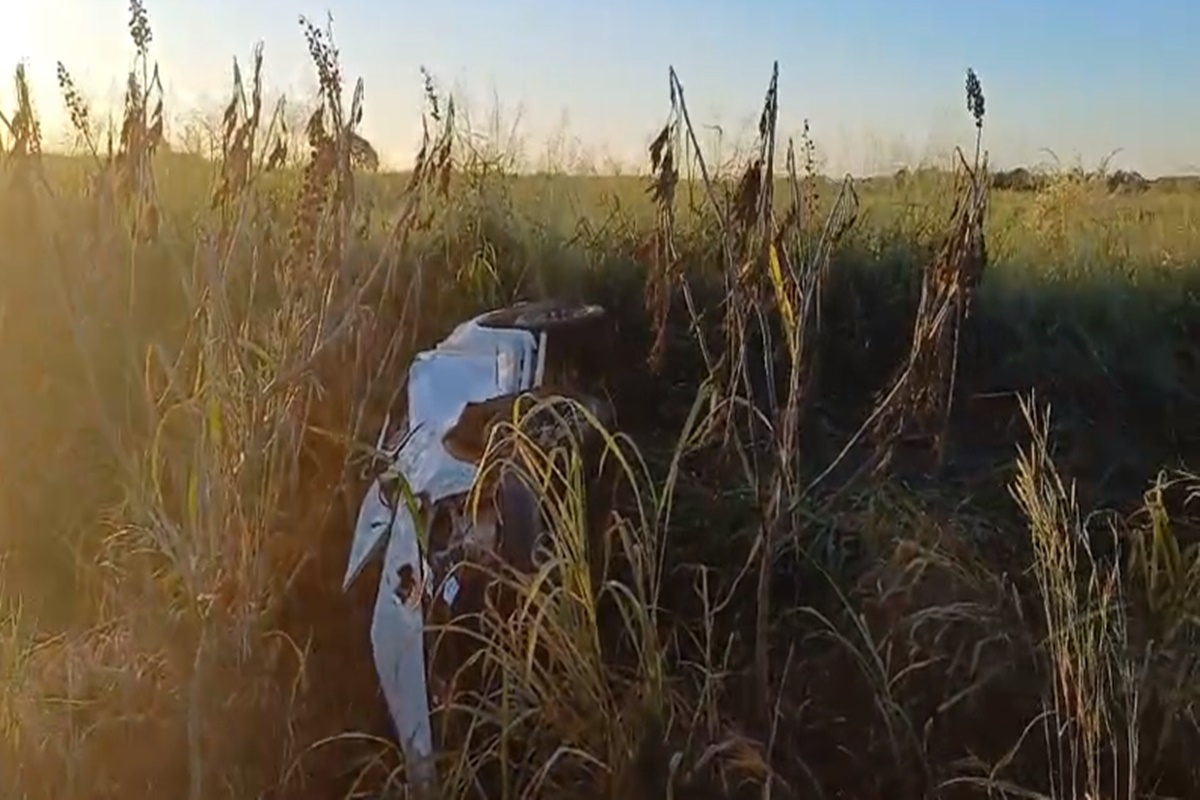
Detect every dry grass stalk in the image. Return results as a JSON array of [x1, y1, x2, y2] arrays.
[[644, 62, 858, 715], [210, 42, 267, 218], [42, 0, 166, 308], [1, 64, 44, 211], [863, 71, 989, 476], [286, 15, 372, 277], [1004, 396, 1140, 800], [644, 119, 681, 370], [2, 64, 42, 160], [114, 0, 165, 245]]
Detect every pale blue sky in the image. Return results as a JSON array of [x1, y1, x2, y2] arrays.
[[2, 0, 1197, 175]]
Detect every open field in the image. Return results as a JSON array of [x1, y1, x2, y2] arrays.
[[7, 9, 1200, 800]]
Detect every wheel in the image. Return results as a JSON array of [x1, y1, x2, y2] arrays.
[[495, 469, 545, 574], [476, 300, 606, 333], [491, 391, 612, 575]]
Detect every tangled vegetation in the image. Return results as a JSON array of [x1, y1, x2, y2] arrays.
[[5, 5, 1200, 799]]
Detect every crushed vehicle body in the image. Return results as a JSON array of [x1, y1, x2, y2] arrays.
[[342, 300, 611, 792]]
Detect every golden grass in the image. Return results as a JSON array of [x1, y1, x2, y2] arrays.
[[6, 5, 1200, 799]]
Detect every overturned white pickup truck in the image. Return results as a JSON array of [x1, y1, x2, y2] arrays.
[[342, 300, 612, 792]]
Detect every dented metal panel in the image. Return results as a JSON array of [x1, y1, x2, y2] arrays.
[[343, 309, 542, 793]]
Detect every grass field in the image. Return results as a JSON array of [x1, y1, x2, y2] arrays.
[[7, 8, 1200, 800]]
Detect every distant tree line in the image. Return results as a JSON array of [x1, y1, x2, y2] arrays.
[[989, 166, 1200, 194], [886, 164, 1200, 195]]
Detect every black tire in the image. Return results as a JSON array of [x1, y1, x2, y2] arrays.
[[494, 470, 545, 574], [476, 300, 605, 333]]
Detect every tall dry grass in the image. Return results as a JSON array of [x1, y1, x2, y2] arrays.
[[6, 4, 1200, 799]]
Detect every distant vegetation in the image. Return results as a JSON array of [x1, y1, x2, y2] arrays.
[[987, 164, 1191, 194], [6, 5, 1200, 800]]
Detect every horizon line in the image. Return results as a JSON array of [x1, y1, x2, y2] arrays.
[[26, 146, 1200, 183]]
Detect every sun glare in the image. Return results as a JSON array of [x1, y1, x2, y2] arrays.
[[0, 3, 122, 137], [0, 7, 36, 68]]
